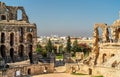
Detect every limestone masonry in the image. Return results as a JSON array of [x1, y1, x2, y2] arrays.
[[0, 2, 37, 63]]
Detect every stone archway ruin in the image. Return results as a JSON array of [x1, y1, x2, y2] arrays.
[[18, 45, 24, 58], [10, 48, 14, 62], [0, 45, 6, 61], [1, 15, 6, 20], [27, 34, 33, 43], [0, 2, 37, 63], [28, 45, 33, 64], [1, 32, 5, 43], [92, 23, 109, 65], [102, 53, 107, 63], [10, 33, 14, 46]]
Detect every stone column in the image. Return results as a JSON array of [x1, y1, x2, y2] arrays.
[[102, 27, 109, 43], [111, 26, 117, 42], [92, 26, 99, 65]]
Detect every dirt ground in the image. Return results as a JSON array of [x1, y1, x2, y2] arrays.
[[32, 66, 90, 77], [32, 73, 90, 77]]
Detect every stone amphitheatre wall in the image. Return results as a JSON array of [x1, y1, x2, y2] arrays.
[[93, 66, 120, 77], [97, 44, 120, 64], [65, 63, 120, 77], [0, 63, 54, 77]]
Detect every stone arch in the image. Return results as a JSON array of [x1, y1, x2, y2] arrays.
[[10, 33, 14, 46], [17, 9, 22, 20], [88, 68, 92, 75], [10, 48, 14, 62], [94, 24, 109, 43], [27, 34, 32, 43], [1, 32, 5, 43], [116, 28, 120, 41], [0, 45, 6, 60], [18, 44, 24, 58], [28, 68, 31, 75], [92, 23, 109, 65], [111, 54, 115, 57], [1, 15, 6, 20], [28, 45, 33, 64], [102, 53, 107, 63], [17, 7, 29, 22], [19, 27, 24, 43], [27, 27, 33, 32]]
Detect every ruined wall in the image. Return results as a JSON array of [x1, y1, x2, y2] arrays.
[[0, 2, 29, 22], [0, 2, 37, 63], [92, 23, 109, 65], [0, 63, 54, 77]]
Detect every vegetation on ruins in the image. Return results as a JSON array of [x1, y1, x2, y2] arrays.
[[91, 75, 104, 77], [72, 72, 87, 75], [78, 43, 91, 57], [71, 38, 91, 57]]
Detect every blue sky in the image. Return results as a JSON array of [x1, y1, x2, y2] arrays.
[[1, 0, 120, 37]]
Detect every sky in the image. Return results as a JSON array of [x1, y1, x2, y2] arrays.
[[1, 0, 120, 37]]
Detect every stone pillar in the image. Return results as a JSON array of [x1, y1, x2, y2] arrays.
[[92, 26, 99, 65], [102, 27, 109, 43], [111, 26, 117, 42]]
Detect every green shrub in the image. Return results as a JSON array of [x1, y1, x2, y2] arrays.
[[92, 75, 104, 77]]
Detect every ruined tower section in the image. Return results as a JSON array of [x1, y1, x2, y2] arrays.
[[92, 24, 109, 65], [0, 2, 37, 63], [111, 20, 120, 42]]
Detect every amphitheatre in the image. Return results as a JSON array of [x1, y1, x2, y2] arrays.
[[0, 1, 120, 77]]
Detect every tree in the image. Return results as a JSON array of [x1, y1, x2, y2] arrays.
[[36, 43, 42, 53], [78, 43, 92, 57], [72, 38, 79, 54], [59, 44, 64, 54], [45, 39, 53, 52], [66, 36, 71, 53]]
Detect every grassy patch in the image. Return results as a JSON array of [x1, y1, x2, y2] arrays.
[[91, 75, 104, 77], [56, 54, 63, 59], [72, 73, 87, 75]]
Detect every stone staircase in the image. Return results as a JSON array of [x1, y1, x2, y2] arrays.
[[102, 51, 120, 68]]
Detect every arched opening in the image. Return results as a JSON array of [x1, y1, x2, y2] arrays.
[[1, 32, 5, 43], [10, 33, 14, 46], [27, 28, 33, 32], [53, 46, 57, 54], [19, 27, 24, 43], [88, 68, 92, 75], [108, 28, 112, 43], [1, 15, 6, 20], [102, 53, 107, 63], [98, 28, 103, 43], [28, 45, 33, 64], [27, 34, 32, 43], [15, 70, 21, 76], [28, 68, 31, 75], [18, 45, 24, 58], [10, 48, 14, 62], [44, 67, 48, 73], [111, 54, 115, 57], [0, 45, 6, 60], [17, 9, 22, 20], [117, 28, 120, 42]]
